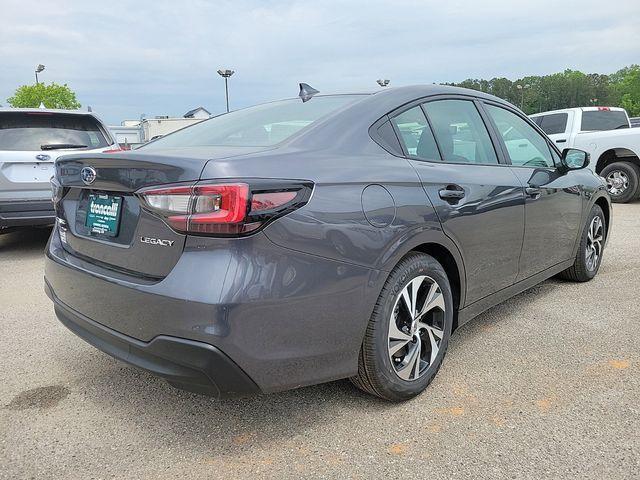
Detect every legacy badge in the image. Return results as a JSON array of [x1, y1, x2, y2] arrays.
[[140, 236, 175, 247]]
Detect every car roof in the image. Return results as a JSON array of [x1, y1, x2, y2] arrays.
[[530, 106, 627, 117], [0, 107, 97, 115]]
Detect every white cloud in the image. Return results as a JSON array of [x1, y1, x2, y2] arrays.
[[1, 0, 638, 123]]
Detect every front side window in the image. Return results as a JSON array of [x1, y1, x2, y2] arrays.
[[390, 106, 440, 160], [422, 100, 498, 164], [143, 95, 362, 149], [539, 113, 568, 135], [485, 104, 554, 168]]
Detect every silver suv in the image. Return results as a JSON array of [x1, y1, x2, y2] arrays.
[[0, 108, 119, 231]]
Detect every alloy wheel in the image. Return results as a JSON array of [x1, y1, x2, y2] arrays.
[[605, 170, 629, 196], [585, 215, 604, 271], [388, 275, 446, 381]]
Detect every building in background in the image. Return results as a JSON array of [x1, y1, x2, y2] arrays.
[[183, 107, 211, 119], [110, 107, 211, 147], [109, 123, 143, 149]]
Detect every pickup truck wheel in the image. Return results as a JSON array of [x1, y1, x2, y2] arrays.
[[601, 161, 640, 203]]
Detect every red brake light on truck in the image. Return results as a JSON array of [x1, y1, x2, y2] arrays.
[[137, 180, 312, 236]]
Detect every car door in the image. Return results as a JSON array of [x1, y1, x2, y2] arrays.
[[390, 98, 525, 305], [482, 102, 583, 281]]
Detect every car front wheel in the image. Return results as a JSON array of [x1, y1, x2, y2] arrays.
[[558, 204, 606, 282], [351, 252, 454, 401]]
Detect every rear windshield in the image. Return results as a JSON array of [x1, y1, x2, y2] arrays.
[[581, 110, 629, 131], [143, 95, 362, 148], [0, 112, 109, 151]]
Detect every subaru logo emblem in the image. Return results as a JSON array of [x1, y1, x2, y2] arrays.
[[35, 154, 51, 161], [81, 166, 97, 185]]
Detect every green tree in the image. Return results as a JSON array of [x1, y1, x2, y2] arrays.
[[445, 65, 640, 115], [7, 82, 81, 109], [610, 65, 640, 116]]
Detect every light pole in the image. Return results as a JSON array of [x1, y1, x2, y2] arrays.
[[35, 64, 45, 84], [217, 69, 235, 113], [516, 83, 530, 110], [376, 79, 390, 87]]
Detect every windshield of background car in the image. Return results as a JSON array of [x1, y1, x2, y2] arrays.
[[0, 112, 109, 151], [143, 95, 363, 148], [581, 110, 629, 131]]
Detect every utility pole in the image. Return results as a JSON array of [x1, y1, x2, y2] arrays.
[[35, 64, 45, 84], [217, 69, 235, 113]]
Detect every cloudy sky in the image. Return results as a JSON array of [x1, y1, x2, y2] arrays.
[[1, 0, 638, 124]]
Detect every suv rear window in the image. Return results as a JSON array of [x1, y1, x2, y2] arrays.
[[143, 95, 363, 148], [581, 110, 629, 131], [0, 112, 109, 151], [538, 113, 568, 135]]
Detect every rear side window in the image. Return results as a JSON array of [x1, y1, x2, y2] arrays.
[[485, 105, 554, 168], [0, 112, 109, 151], [390, 106, 440, 161], [538, 113, 568, 135], [423, 100, 498, 164], [581, 110, 629, 131]]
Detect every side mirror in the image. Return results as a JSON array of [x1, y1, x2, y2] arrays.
[[561, 148, 590, 170]]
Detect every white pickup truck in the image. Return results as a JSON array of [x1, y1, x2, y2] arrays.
[[530, 107, 640, 202]]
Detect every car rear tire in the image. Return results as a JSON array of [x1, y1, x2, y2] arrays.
[[557, 204, 606, 282], [351, 252, 454, 402], [601, 161, 640, 203]]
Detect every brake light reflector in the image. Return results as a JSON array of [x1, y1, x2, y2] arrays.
[[251, 191, 297, 212], [137, 180, 312, 236]]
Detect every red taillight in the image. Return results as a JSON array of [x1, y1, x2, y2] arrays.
[[251, 191, 297, 212], [137, 180, 311, 236], [597, 107, 611, 111]]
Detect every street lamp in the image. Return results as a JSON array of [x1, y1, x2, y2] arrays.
[[516, 83, 530, 109], [35, 64, 45, 85], [217, 69, 235, 113], [376, 79, 390, 87]]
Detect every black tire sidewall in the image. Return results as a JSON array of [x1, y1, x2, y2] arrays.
[[601, 162, 640, 203], [370, 254, 454, 400], [576, 204, 606, 280]]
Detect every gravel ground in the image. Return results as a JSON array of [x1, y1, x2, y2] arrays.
[[1, 204, 639, 479]]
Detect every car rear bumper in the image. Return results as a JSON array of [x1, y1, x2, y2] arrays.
[[0, 199, 55, 228], [45, 279, 260, 398], [44, 226, 383, 395]]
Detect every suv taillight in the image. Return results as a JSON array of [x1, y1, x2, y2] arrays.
[[136, 180, 313, 236]]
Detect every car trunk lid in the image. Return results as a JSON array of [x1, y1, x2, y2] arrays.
[[53, 147, 269, 279]]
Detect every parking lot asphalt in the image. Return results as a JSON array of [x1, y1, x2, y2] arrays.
[[1, 204, 639, 480]]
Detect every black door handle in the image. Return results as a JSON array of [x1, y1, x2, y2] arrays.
[[439, 185, 465, 200], [525, 187, 541, 198], [555, 139, 567, 143]]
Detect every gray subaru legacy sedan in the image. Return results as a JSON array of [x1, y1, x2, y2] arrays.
[[45, 85, 611, 401]]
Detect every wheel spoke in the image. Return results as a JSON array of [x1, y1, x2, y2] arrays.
[[410, 278, 420, 318], [400, 285, 413, 318], [426, 328, 440, 365], [416, 282, 445, 320], [397, 340, 421, 381], [388, 317, 411, 343]]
